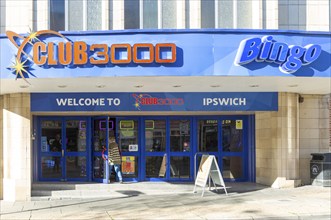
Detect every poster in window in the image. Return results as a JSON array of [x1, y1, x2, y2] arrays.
[[122, 156, 135, 175]]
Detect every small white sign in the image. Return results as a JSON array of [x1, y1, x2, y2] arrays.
[[129, 144, 138, 152]]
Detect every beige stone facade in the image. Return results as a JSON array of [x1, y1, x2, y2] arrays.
[[256, 93, 330, 188]]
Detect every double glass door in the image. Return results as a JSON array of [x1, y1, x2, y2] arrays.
[[197, 117, 247, 181], [39, 117, 88, 181], [144, 118, 192, 181]]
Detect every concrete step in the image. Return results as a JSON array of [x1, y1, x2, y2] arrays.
[[31, 182, 195, 200]]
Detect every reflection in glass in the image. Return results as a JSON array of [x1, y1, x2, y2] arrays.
[[198, 120, 218, 152], [121, 156, 138, 178], [119, 120, 138, 152], [146, 156, 166, 178], [93, 156, 105, 179], [66, 156, 86, 178], [170, 120, 190, 152], [170, 157, 190, 178], [66, 120, 86, 152], [41, 120, 62, 152], [41, 156, 62, 178], [145, 120, 166, 152], [222, 157, 242, 179], [222, 120, 243, 152]]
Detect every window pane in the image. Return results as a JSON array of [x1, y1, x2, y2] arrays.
[[50, 0, 65, 31], [41, 120, 62, 152], [237, 0, 252, 28], [170, 120, 190, 152], [93, 119, 107, 152], [162, 0, 176, 28], [145, 120, 166, 152], [41, 156, 62, 178], [93, 156, 105, 179], [222, 120, 243, 152], [201, 0, 215, 28], [66, 156, 87, 178], [197, 120, 218, 152], [68, 0, 84, 31], [119, 120, 138, 152], [66, 120, 87, 152], [146, 156, 165, 178], [170, 156, 190, 179], [125, 0, 140, 29], [217, 0, 233, 28], [222, 156, 243, 179], [87, 0, 102, 30], [143, 0, 158, 28]]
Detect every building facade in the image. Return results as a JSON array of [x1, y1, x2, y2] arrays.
[[0, 0, 330, 201]]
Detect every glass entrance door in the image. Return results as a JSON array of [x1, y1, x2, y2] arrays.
[[39, 117, 89, 181], [196, 116, 247, 181], [143, 118, 192, 181]]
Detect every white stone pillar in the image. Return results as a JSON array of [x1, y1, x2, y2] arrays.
[[1, 93, 31, 201]]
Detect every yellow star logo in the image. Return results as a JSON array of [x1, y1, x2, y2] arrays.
[[27, 28, 40, 44], [9, 58, 30, 84]]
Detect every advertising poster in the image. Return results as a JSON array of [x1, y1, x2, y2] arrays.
[[122, 156, 135, 175]]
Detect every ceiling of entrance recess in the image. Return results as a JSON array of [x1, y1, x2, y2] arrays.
[[0, 76, 330, 95]]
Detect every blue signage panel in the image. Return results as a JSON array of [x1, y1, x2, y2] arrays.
[[1, 30, 330, 80], [31, 92, 278, 112]]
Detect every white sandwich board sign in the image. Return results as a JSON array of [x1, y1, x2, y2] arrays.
[[193, 155, 228, 197]]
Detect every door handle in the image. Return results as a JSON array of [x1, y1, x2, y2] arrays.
[[62, 149, 64, 157]]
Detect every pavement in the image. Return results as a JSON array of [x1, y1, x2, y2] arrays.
[[0, 182, 330, 220]]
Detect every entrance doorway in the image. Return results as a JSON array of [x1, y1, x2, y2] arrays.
[[39, 117, 89, 181], [36, 115, 252, 182]]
